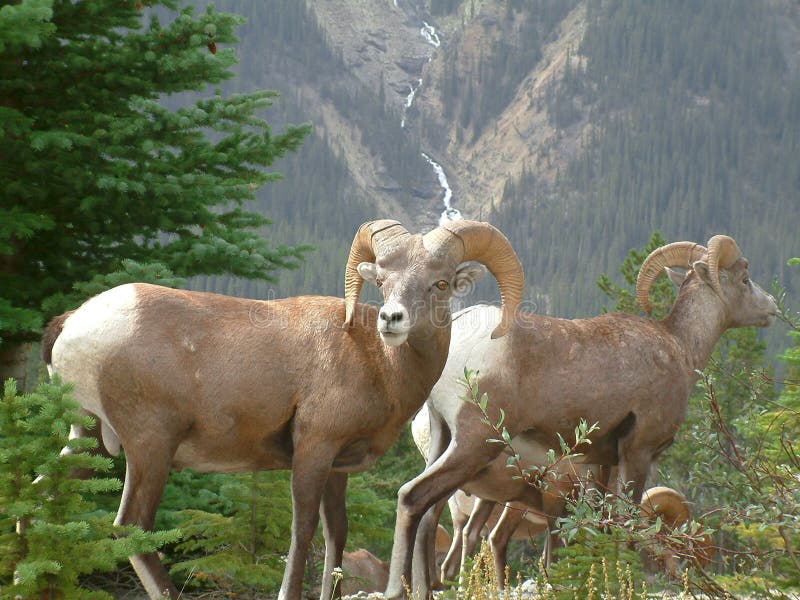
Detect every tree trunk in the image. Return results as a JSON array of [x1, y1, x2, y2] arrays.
[[0, 342, 33, 392]]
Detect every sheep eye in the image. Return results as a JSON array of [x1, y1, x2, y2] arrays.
[[742, 277, 749, 285], [435, 280, 449, 290]]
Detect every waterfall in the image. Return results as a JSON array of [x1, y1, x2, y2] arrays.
[[423, 153, 462, 225], [420, 22, 441, 47], [401, 78, 423, 128], [389, 7, 459, 224]]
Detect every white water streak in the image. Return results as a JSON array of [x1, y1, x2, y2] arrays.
[[398, 18, 439, 127], [401, 78, 423, 128], [422, 153, 462, 225], [420, 22, 441, 47]]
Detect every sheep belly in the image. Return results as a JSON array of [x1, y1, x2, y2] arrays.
[[172, 420, 295, 473]]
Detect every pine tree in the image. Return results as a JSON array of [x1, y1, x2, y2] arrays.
[[166, 471, 293, 594], [0, 377, 179, 599], [0, 0, 311, 386], [596, 230, 673, 318]]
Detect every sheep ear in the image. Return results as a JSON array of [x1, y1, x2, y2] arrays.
[[664, 267, 685, 289], [692, 260, 713, 286], [356, 262, 378, 284], [454, 262, 487, 295]]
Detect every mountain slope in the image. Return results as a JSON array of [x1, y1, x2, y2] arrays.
[[189, 0, 798, 337]]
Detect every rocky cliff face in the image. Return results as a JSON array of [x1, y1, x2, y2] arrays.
[[301, 0, 588, 231]]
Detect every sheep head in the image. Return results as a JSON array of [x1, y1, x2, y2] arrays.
[[343, 219, 523, 345], [635, 235, 776, 328]]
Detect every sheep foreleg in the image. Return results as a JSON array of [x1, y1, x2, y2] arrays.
[[387, 441, 503, 599], [459, 497, 495, 589], [319, 471, 348, 600], [278, 446, 333, 600]]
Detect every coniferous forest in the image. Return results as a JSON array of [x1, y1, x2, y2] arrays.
[[189, 0, 799, 344], [1, 0, 799, 598]]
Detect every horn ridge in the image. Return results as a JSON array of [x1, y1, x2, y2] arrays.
[[636, 241, 707, 314], [641, 486, 691, 528], [706, 235, 742, 298], [425, 220, 524, 339], [343, 220, 409, 328]]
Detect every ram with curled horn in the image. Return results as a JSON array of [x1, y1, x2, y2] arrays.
[[386, 234, 775, 599], [41, 219, 523, 600], [416, 481, 710, 589]]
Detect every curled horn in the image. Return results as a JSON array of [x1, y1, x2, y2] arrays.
[[636, 242, 707, 314], [641, 486, 691, 528], [642, 486, 714, 567], [343, 220, 411, 328], [423, 220, 524, 339], [706, 235, 742, 298]]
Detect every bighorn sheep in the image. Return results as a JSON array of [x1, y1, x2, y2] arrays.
[[445, 485, 706, 585], [342, 549, 390, 596], [42, 219, 523, 600], [387, 235, 776, 599], [410, 402, 583, 587], [443, 491, 547, 584]]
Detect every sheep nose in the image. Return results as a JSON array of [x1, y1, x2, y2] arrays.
[[379, 309, 405, 324]]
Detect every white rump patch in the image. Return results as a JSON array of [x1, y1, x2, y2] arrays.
[[50, 284, 140, 425]]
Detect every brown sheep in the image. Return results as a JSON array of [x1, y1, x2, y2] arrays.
[[387, 235, 776, 598], [43, 219, 523, 600]]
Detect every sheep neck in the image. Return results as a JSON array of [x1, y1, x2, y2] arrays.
[[407, 322, 451, 365], [662, 283, 727, 375], [384, 323, 452, 416]]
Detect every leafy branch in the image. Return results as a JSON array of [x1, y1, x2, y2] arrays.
[[458, 368, 599, 494]]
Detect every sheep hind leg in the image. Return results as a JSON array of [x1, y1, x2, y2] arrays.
[[488, 503, 526, 589], [542, 515, 567, 568], [399, 406, 452, 599], [319, 471, 348, 600], [422, 497, 447, 590], [34, 410, 109, 483], [114, 440, 177, 599], [411, 495, 460, 599]]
